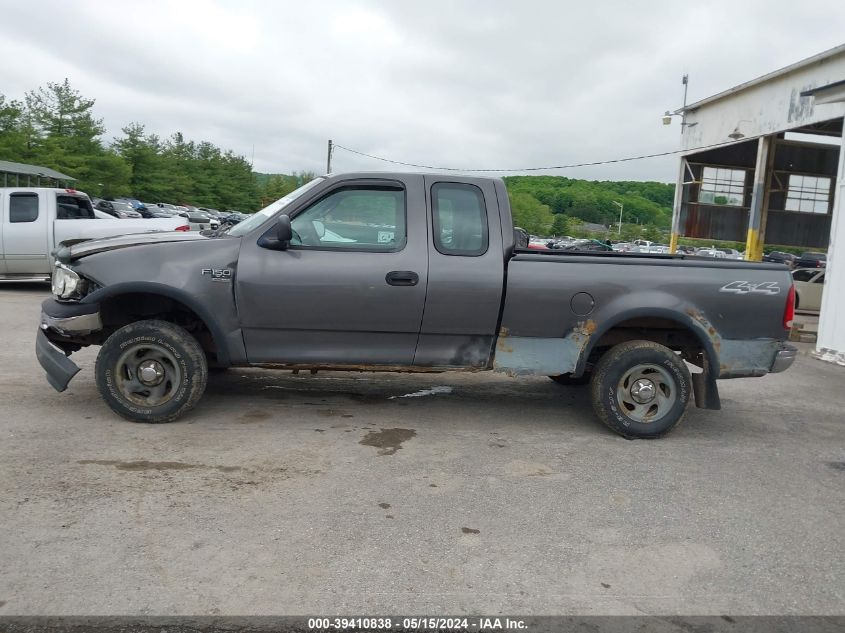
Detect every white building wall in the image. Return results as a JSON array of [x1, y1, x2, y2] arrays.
[[815, 127, 845, 364], [680, 48, 845, 150]]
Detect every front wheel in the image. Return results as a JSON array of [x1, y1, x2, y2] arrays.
[[590, 340, 691, 439], [95, 320, 208, 423]]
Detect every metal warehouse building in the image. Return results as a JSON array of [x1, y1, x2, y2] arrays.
[[668, 44, 845, 365], [0, 159, 75, 187]]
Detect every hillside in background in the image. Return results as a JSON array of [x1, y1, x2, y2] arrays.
[[504, 175, 674, 238], [1, 79, 674, 230]]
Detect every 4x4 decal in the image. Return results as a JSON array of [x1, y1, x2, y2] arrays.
[[719, 280, 781, 295]]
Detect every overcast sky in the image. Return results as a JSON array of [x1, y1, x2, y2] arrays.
[[1, 0, 843, 182]]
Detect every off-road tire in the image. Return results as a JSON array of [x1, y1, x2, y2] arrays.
[[590, 340, 691, 439], [549, 373, 591, 386], [95, 320, 208, 423]]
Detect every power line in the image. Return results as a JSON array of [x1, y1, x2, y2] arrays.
[[332, 136, 759, 173]]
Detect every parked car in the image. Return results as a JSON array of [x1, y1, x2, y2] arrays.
[[183, 212, 220, 232], [717, 248, 744, 260], [37, 172, 796, 439], [0, 187, 188, 279], [763, 251, 796, 267], [561, 239, 613, 252], [793, 252, 826, 269], [675, 245, 697, 255], [792, 268, 825, 311], [95, 200, 142, 219], [695, 248, 727, 258]]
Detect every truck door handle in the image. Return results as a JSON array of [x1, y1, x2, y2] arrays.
[[385, 271, 419, 286]]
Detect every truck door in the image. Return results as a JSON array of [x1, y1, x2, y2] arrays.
[[413, 177, 505, 367], [236, 175, 429, 365], [1, 190, 50, 275]]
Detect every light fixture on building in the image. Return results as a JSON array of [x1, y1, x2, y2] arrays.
[[728, 126, 745, 140], [728, 120, 753, 140]]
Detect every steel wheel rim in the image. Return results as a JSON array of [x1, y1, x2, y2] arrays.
[[616, 363, 676, 424], [115, 343, 182, 407]]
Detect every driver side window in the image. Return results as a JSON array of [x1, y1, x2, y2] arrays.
[[290, 185, 406, 252]]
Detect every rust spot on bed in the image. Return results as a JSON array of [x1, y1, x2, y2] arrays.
[[496, 327, 513, 353]]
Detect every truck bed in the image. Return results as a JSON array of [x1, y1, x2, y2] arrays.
[[511, 248, 788, 270]]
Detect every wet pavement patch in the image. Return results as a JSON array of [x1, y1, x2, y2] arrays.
[[461, 527, 480, 534], [378, 502, 391, 509], [359, 428, 416, 456], [239, 409, 272, 422], [826, 461, 845, 471], [78, 460, 243, 473]]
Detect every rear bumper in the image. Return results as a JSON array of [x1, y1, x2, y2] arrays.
[[36, 328, 81, 392], [770, 343, 798, 373]]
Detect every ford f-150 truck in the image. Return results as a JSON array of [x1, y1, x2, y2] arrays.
[[0, 187, 188, 280], [36, 172, 797, 438]]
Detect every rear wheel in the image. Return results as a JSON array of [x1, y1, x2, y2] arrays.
[[590, 340, 690, 439], [95, 320, 208, 423]]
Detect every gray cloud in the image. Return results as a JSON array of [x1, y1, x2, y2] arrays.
[[1, 0, 843, 182]]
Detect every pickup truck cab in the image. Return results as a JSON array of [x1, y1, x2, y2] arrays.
[[0, 187, 188, 280], [36, 173, 797, 438]]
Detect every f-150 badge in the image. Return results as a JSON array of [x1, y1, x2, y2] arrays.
[[201, 268, 232, 282]]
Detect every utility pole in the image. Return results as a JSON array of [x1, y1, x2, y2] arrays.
[[326, 139, 333, 174], [612, 201, 624, 235]]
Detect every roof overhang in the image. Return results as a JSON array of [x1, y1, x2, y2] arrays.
[[801, 79, 845, 105]]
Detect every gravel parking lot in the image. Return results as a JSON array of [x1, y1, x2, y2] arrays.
[[1, 284, 843, 616]]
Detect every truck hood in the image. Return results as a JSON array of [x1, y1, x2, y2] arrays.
[[57, 231, 212, 262]]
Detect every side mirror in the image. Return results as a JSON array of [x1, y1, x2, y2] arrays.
[[259, 215, 293, 251], [277, 215, 293, 244]]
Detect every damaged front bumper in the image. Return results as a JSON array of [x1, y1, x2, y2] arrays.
[[36, 298, 102, 392]]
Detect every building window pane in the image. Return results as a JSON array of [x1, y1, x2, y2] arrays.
[[785, 174, 830, 214], [698, 167, 746, 206]]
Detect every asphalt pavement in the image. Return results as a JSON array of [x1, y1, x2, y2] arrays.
[[0, 284, 843, 616]]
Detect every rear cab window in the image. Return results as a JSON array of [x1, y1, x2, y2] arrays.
[[431, 182, 488, 256], [56, 194, 96, 220], [9, 192, 39, 222]]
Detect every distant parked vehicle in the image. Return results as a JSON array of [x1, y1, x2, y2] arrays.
[[0, 187, 187, 279], [763, 251, 796, 267], [793, 252, 826, 269], [95, 200, 142, 219], [792, 268, 825, 311], [184, 212, 220, 232], [717, 248, 744, 260], [675, 245, 697, 255], [156, 203, 180, 213], [116, 198, 146, 210], [561, 239, 613, 252], [695, 248, 726, 258]]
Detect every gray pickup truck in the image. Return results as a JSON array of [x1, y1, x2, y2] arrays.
[[37, 172, 797, 438]]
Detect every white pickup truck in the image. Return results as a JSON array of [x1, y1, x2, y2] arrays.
[[0, 187, 188, 280]]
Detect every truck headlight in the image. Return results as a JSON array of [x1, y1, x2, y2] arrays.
[[52, 264, 84, 300]]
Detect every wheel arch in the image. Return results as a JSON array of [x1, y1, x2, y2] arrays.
[[83, 282, 231, 365], [575, 306, 719, 377]]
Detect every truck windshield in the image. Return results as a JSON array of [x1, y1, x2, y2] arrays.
[[227, 177, 325, 237]]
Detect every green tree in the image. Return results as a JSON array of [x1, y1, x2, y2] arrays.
[[509, 192, 555, 235]]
